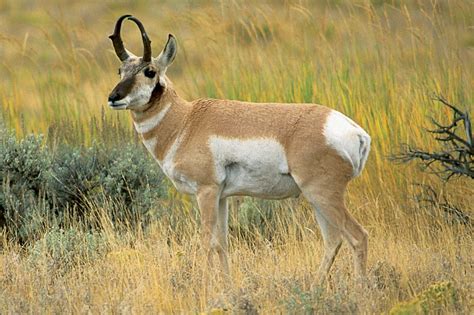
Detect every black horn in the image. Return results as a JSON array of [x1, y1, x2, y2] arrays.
[[109, 14, 132, 61], [127, 16, 152, 63]]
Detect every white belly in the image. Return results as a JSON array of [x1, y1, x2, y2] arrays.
[[208, 137, 301, 199]]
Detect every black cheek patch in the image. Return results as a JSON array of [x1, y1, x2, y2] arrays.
[[149, 81, 164, 103]]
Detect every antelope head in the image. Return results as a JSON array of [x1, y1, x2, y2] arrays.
[[108, 15, 177, 111]]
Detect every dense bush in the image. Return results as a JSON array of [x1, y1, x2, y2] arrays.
[[0, 130, 167, 242], [0, 132, 52, 240], [49, 144, 167, 217]]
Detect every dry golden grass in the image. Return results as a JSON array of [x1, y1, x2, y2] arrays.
[[0, 199, 471, 313], [0, 0, 472, 313]]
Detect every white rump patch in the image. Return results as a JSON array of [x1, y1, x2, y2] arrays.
[[323, 110, 371, 177], [134, 103, 171, 134]]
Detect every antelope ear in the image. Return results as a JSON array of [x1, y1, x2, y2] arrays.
[[156, 34, 177, 73]]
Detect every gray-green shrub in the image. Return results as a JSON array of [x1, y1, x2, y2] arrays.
[[0, 131, 167, 242]]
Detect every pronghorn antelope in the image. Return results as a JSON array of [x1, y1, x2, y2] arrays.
[[107, 15, 371, 284]]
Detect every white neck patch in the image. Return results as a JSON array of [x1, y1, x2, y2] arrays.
[[133, 103, 171, 134]]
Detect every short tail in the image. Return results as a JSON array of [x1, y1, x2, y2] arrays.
[[353, 133, 371, 177]]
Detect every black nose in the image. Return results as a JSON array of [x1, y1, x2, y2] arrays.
[[108, 91, 122, 103], [109, 76, 135, 103]]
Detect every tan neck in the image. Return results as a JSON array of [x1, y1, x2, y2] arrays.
[[131, 82, 191, 161]]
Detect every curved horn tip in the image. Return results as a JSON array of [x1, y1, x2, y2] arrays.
[[109, 14, 134, 61], [109, 14, 133, 39], [112, 14, 133, 29], [126, 16, 152, 62]]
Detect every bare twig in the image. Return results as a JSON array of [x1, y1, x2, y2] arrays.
[[391, 95, 473, 181], [412, 184, 471, 225]]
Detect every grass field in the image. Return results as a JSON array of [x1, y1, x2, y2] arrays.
[[0, 0, 473, 313]]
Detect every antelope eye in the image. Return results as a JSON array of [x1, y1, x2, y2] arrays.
[[144, 68, 156, 78]]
